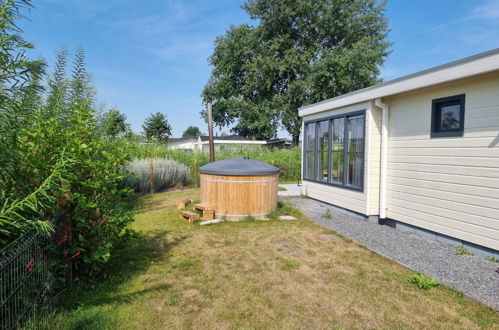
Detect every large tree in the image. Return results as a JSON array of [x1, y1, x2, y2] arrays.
[[202, 0, 391, 143], [142, 112, 172, 143], [182, 125, 202, 137], [99, 107, 130, 138]]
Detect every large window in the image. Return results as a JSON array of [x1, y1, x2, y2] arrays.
[[304, 111, 365, 191], [431, 94, 465, 138]]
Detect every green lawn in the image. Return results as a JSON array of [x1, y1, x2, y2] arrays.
[[41, 189, 498, 329]]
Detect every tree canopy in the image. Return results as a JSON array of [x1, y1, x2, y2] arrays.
[[142, 112, 172, 143], [99, 107, 131, 138], [182, 125, 202, 137], [202, 0, 391, 143]]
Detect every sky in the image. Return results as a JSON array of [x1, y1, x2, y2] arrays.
[[19, 0, 499, 137]]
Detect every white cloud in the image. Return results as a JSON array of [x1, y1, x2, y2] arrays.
[[472, 0, 499, 20]]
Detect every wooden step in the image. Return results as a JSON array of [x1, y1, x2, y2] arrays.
[[193, 203, 213, 211], [177, 199, 191, 210], [201, 210, 215, 221], [193, 204, 215, 221], [179, 210, 199, 224]]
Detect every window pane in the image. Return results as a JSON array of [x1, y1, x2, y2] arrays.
[[441, 104, 460, 129], [306, 152, 315, 178], [316, 121, 329, 181], [347, 116, 364, 188], [331, 118, 344, 184], [304, 123, 316, 179], [305, 122, 316, 151]]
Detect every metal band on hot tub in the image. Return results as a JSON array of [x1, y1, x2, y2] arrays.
[[200, 178, 277, 183], [215, 212, 269, 217]]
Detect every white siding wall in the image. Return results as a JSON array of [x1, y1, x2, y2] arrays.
[[301, 102, 376, 215], [385, 72, 499, 250]]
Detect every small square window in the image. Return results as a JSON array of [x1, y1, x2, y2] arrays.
[[431, 94, 465, 138]]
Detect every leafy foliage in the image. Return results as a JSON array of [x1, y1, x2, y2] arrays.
[[0, 0, 46, 185], [68, 46, 95, 107], [142, 112, 172, 143], [182, 125, 202, 137], [0, 0, 134, 283], [203, 0, 391, 143], [411, 273, 439, 289], [46, 47, 69, 115], [99, 107, 131, 138]]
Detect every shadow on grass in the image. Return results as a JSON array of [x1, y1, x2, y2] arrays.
[[33, 229, 187, 329]]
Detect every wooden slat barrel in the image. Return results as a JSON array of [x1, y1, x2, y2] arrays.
[[199, 158, 279, 220]]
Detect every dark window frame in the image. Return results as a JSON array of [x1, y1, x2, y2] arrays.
[[431, 94, 465, 138], [304, 122, 317, 180], [303, 110, 366, 192]]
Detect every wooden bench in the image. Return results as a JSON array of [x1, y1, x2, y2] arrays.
[[193, 204, 215, 221], [179, 210, 199, 224]]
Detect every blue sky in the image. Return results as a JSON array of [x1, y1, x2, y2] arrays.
[[20, 0, 499, 137]]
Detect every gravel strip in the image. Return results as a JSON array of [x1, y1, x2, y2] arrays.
[[278, 184, 301, 196], [290, 197, 499, 310]]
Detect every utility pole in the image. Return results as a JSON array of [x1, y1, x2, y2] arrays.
[[207, 102, 215, 162]]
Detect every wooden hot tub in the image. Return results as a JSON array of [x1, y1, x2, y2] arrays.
[[199, 158, 279, 220]]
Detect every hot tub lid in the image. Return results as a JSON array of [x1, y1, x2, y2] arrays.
[[199, 158, 279, 176]]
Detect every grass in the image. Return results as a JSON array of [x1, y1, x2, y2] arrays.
[[41, 189, 499, 329]]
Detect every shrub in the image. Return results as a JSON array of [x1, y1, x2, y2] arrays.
[[122, 159, 188, 193], [411, 273, 439, 289]]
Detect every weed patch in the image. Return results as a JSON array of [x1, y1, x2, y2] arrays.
[[455, 246, 474, 256], [322, 209, 333, 220], [412, 273, 439, 289]]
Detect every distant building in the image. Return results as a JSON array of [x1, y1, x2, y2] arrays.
[[265, 138, 294, 149], [169, 135, 268, 151]]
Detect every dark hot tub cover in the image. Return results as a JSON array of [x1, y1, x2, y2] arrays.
[[199, 158, 279, 176]]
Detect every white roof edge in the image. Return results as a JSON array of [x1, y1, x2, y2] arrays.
[[200, 140, 267, 144], [299, 48, 499, 117]]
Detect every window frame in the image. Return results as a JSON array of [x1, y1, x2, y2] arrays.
[[303, 110, 366, 192], [431, 94, 465, 138], [315, 120, 330, 182], [303, 122, 317, 180]]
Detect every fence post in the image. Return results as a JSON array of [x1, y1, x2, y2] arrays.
[[149, 159, 154, 193], [194, 159, 199, 187]]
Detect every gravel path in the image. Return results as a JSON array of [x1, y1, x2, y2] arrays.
[[290, 197, 499, 311], [278, 184, 301, 196]]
